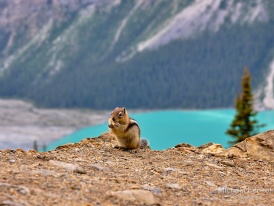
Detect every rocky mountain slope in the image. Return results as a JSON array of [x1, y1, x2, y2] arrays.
[[0, 0, 274, 109], [1, 131, 274, 205]]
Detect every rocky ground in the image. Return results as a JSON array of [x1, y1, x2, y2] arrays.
[[0, 99, 109, 150], [1, 131, 274, 205]]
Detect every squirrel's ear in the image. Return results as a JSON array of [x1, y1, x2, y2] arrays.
[[122, 107, 126, 113]]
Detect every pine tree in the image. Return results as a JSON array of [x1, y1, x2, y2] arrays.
[[33, 140, 38, 151], [226, 67, 265, 146]]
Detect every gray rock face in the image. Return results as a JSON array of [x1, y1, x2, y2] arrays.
[[226, 130, 274, 161], [0, 0, 117, 55], [197, 130, 274, 162]]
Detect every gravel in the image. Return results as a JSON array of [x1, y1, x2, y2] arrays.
[[1, 133, 274, 205]]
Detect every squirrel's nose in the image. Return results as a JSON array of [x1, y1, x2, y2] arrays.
[[112, 117, 115, 121]]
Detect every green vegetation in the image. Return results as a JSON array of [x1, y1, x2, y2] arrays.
[[226, 67, 265, 145]]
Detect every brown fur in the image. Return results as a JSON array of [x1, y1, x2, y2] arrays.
[[108, 107, 140, 149]]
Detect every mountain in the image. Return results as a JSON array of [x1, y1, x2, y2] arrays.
[[0, 0, 274, 109]]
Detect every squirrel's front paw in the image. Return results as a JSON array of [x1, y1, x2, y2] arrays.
[[108, 124, 114, 128]]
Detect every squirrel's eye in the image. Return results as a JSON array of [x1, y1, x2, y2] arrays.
[[118, 112, 123, 117]]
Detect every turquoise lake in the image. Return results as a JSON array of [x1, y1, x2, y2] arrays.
[[45, 109, 274, 151]]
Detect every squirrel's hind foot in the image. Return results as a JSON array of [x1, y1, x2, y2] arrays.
[[114, 145, 139, 153]]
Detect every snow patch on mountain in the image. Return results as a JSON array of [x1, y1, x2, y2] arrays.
[[105, 0, 144, 58], [260, 59, 274, 109], [0, 20, 53, 77], [137, 0, 268, 52], [34, 5, 96, 82]]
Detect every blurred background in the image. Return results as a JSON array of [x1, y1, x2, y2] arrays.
[[0, 0, 274, 150]]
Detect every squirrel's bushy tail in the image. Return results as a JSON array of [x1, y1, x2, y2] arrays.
[[139, 138, 149, 149]]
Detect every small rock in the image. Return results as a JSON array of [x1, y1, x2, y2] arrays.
[[74, 148, 80, 152], [15, 149, 25, 153], [56, 143, 74, 150], [233, 158, 247, 168], [205, 181, 216, 187], [221, 160, 235, 167], [74, 158, 86, 162], [89, 164, 111, 172], [179, 171, 190, 175], [80, 139, 90, 144], [164, 167, 177, 172], [17, 186, 30, 195], [32, 169, 65, 178], [175, 143, 194, 148], [109, 190, 157, 205], [27, 150, 38, 154], [164, 167, 189, 175], [198, 142, 214, 149], [142, 185, 162, 195], [2, 200, 24, 206], [1, 183, 30, 195], [9, 159, 15, 163], [174, 143, 197, 153], [5, 149, 16, 153], [185, 160, 194, 166], [205, 162, 224, 169], [36, 154, 52, 161], [218, 171, 227, 176], [166, 183, 182, 190], [199, 143, 225, 155], [73, 167, 86, 174], [198, 154, 204, 159], [49, 160, 86, 174]]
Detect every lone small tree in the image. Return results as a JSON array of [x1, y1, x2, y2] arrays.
[[226, 67, 265, 146], [33, 140, 38, 151]]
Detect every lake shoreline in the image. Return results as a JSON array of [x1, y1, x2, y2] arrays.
[[0, 99, 110, 150], [1, 98, 272, 151], [46, 108, 274, 151]]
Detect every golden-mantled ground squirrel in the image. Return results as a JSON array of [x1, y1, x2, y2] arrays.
[[108, 107, 148, 149]]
